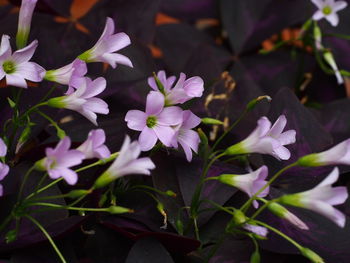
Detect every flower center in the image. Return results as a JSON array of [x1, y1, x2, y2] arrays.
[[2, 61, 16, 74], [146, 115, 157, 128], [322, 5, 332, 15]]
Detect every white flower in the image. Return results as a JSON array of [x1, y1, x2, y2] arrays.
[[94, 136, 155, 188], [311, 0, 347, 26], [225, 115, 296, 160], [280, 167, 348, 227]]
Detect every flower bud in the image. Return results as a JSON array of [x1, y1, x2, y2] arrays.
[[300, 248, 324, 263], [16, 0, 38, 49], [107, 206, 133, 214]]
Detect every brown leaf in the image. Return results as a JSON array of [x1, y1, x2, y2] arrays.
[[70, 0, 100, 19]]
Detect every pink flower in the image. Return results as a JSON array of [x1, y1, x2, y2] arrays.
[[148, 70, 204, 105], [125, 91, 183, 151], [218, 166, 269, 208], [78, 17, 133, 68], [0, 35, 45, 88], [35, 137, 85, 185], [225, 115, 296, 160], [171, 110, 201, 162], [77, 129, 110, 159], [44, 59, 87, 86], [94, 135, 155, 188], [16, 0, 37, 48], [280, 167, 348, 227], [243, 224, 268, 237], [298, 138, 350, 167], [47, 77, 109, 125], [0, 138, 7, 157], [311, 0, 347, 26], [0, 162, 9, 196]]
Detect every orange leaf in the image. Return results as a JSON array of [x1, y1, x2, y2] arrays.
[[54, 16, 70, 23], [155, 12, 179, 25], [70, 0, 99, 20], [10, 6, 19, 14], [281, 28, 292, 41], [75, 22, 90, 34], [149, 45, 163, 58], [0, 0, 9, 6], [262, 40, 274, 51], [102, 63, 109, 73]]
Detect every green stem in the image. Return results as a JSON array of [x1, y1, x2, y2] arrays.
[[240, 162, 297, 212], [254, 220, 302, 250], [0, 214, 13, 233], [28, 202, 108, 212], [36, 110, 65, 138], [249, 199, 270, 221], [20, 102, 48, 120], [212, 109, 248, 152], [17, 165, 36, 201], [25, 215, 67, 263], [190, 153, 226, 217]]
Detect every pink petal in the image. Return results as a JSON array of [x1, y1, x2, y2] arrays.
[[178, 129, 200, 153], [139, 127, 158, 151], [145, 91, 164, 115], [58, 168, 78, 185], [326, 13, 339, 26], [179, 140, 194, 162], [16, 62, 45, 82], [0, 35, 11, 60], [12, 40, 38, 64], [97, 17, 115, 43], [83, 98, 109, 114], [147, 76, 158, 91], [125, 110, 147, 131], [183, 76, 204, 97], [95, 145, 111, 159], [83, 77, 106, 98], [273, 146, 291, 160], [278, 130, 296, 145], [6, 74, 27, 88], [182, 110, 201, 129], [100, 53, 133, 68], [269, 115, 286, 136], [313, 10, 325, 20], [333, 1, 348, 12], [257, 117, 271, 137], [105, 32, 131, 53], [0, 163, 9, 180], [0, 139, 7, 156], [243, 224, 268, 237], [57, 150, 84, 168], [157, 106, 183, 125], [311, 0, 324, 8], [153, 126, 175, 147]]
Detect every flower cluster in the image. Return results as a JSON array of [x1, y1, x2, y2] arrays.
[[125, 70, 204, 161]]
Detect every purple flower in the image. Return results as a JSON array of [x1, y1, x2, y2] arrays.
[[148, 70, 204, 105], [268, 202, 309, 230], [44, 59, 87, 86], [280, 167, 348, 227], [298, 138, 350, 167], [77, 129, 110, 159], [78, 17, 133, 68], [47, 77, 109, 125], [0, 138, 7, 157], [125, 91, 183, 151], [0, 162, 9, 196], [218, 166, 269, 208], [0, 35, 45, 88], [225, 115, 296, 160], [94, 135, 155, 188], [16, 0, 37, 48], [35, 137, 85, 185], [171, 110, 201, 162], [242, 223, 268, 237], [311, 0, 347, 26]]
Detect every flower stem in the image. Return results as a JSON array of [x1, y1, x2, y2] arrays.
[[254, 220, 303, 250], [28, 202, 109, 212], [25, 215, 67, 263], [211, 109, 248, 152], [17, 165, 36, 201]]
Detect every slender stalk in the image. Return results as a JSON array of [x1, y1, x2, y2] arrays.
[[212, 109, 248, 152], [28, 202, 108, 212], [254, 220, 302, 250], [17, 165, 36, 200], [36, 110, 65, 138], [25, 215, 67, 263]]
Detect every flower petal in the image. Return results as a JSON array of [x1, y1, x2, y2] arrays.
[[157, 106, 183, 125], [16, 62, 45, 82], [153, 126, 176, 147], [6, 74, 27, 88], [145, 91, 164, 115], [100, 53, 133, 68], [139, 127, 158, 151], [125, 110, 147, 131], [12, 40, 38, 64], [326, 13, 339, 26], [333, 1, 348, 12], [313, 10, 325, 20]]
